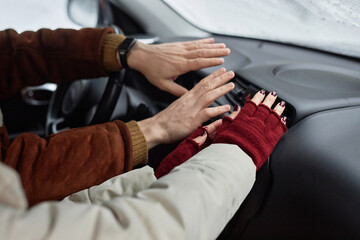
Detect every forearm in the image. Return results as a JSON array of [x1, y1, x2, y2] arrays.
[[1, 144, 256, 240], [2, 120, 138, 206], [137, 117, 164, 150], [64, 166, 157, 204], [0, 28, 118, 98], [147, 144, 256, 239]]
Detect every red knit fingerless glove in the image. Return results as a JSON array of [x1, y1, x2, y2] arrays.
[[213, 100, 287, 170], [155, 127, 210, 178]]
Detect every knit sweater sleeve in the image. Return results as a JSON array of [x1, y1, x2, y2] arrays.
[[102, 33, 126, 72], [0, 27, 122, 98], [0, 28, 150, 206], [1, 119, 149, 206]]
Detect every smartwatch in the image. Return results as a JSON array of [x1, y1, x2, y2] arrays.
[[117, 37, 137, 69]]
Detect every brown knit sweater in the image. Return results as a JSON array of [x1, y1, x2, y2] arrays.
[[0, 28, 147, 205]]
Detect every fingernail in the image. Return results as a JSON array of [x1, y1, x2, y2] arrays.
[[280, 101, 286, 107], [282, 116, 287, 122], [228, 82, 235, 89], [260, 89, 266, 95], [201, 131, 207, 136], [271, 91, 278, 97], [228, 71, 234, 76], [234, 104, 239, 111]]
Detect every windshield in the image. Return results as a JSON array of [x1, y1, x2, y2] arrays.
[[0, 0, 79, 32], [163, 0, 360, 58]]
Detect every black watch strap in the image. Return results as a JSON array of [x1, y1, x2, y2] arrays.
[[117, 37, 137, 69]]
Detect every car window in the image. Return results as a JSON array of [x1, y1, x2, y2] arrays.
[[0, 0, 79, 32]]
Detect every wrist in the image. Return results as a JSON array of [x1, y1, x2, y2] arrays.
[[137, 116, 165, 149], [116, 37, 137, 69], [127, 41, 148, 71]]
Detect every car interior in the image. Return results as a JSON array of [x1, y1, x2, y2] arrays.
[[1, 0, 359, 239]]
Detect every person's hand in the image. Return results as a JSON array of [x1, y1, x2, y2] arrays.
[[137, 68, 235, 149], [213, 90, 287, 170], [155, 90, 288, 178], [154, 105, 236, 178], [126, 38, 230, 97]]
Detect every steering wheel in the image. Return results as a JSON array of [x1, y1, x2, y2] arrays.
[[45, 26, 126, 136], [45, 69, 127, 136]]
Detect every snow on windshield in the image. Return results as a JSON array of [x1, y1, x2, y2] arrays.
[[0, 0, 79, 32], [164, 0, 360, 58]]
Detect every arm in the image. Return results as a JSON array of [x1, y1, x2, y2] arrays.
[[0, 28, 228, 98], [0, 28, 231, 206], [1, 120, 147, 206], [0, 28, 118, 98], [0, 144, 256, 240], [0, 68, 234, 206]]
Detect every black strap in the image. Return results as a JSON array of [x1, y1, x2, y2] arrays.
[[117, 37, 137, 69]]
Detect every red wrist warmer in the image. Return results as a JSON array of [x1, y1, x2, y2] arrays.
[[213, 100, 287, 170], [155, 127, 210, 178]]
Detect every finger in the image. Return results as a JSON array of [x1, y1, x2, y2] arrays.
[[209, 131, 217, 140], [273, 116, 288, 136], [273, 101, 286, 116], [212, 105, 240, 136], [228, 104, 241, 119], [251, 89, 266, 105], [204, 119, 223, 135], [192, 131, 208, 146], [266, 102, 287, 128], [188, 58, 224, 71], [185, 43, 226, 51], [192, 67, 226, 91], [253, 104, 271, 121], [194, 70, 234, 95], [199, 104, 231, 123], [211, 71, 235, 89], [262, 91, 278, 108], [182, 38, 215, 45], [185, 48, 230, 59], [199, 82, 235, 108], [160, 81, 189, 97]]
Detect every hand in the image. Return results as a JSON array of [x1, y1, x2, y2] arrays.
[[137, 68, 235, 149], [127, 38, 230, 97], [213, 90, 287, 170], [155, 120, 222, 178], [155, 103, 240, 178], [155, 90, 288, 178]]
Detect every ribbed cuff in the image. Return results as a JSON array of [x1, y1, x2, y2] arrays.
[[101, 33, 126, 72], [126, 121, 148, 167]]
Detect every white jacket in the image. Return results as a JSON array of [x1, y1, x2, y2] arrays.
[[0, 144, 256, 240]]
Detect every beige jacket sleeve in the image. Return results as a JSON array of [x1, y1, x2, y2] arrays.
[[0, 144, 256, 240]]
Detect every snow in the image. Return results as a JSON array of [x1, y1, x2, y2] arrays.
[[0, 0, 80, 32], [164, 0, 360, 58]]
